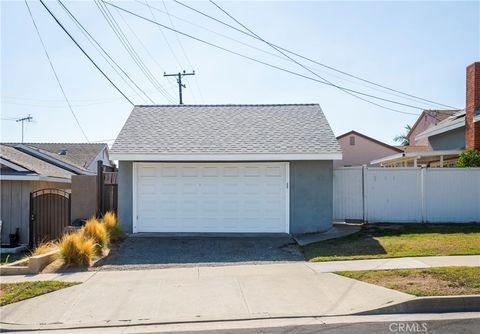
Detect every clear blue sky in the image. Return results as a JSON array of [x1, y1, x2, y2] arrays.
[[1, 0, 479, 145]]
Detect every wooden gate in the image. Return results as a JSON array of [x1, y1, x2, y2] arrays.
[[97, 162, 118, 215], [30, 189, 71, 247]]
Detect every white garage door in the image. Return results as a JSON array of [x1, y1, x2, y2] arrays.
[[134, 162, 289, 233]]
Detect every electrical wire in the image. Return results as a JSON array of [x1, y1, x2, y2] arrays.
[[25, 0, 90, 141], [38, 0, 134, 106], [161, 0, 204, 103], [95, 0, 174, 103], [104, 1, 421, 115], [173, 0, 457, 110], [58, 0, 154, 104], [143, 0, 182, 69], [209, 0, 424, 115]]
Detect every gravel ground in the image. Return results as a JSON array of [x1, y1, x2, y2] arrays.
[[93, 236, 304, 270]]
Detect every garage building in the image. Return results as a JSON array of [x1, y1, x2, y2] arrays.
[[111, 104, 341, 234]]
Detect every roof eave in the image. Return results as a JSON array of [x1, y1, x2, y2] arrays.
[[371, 149, 462, 165], [415, 118, 465, 141], [0, 175, 71, 183], [110, 152, 343, 161]]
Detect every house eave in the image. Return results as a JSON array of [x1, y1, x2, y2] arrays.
[[0, 158, 30, 172], [371, 149, 462, 165], [0, 175, 71, 183], [110, 152, 343, 161], [415, 118, 465, 141]]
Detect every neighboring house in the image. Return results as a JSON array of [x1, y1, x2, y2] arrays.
[[0, 143, 111, 245], [111, 104, 342, 235], [372, 62, 480, 167], [334, 130, 402, 167], [407, 110, 459, 147], [6, 143, 112, 174], [415, 110, 467, 151]]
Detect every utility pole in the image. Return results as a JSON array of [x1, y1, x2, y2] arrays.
[[16, 115, 33, 143], [164, 70, 195, 104]]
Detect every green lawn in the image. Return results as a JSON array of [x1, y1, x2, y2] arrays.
[[303, 224, 480, 262], [0, 281, 79, 306], [337, 266, 480, 296]]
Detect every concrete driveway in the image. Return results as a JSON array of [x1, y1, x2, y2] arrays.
[[94, 235, 304, 270], [0, 263, 413, 331]]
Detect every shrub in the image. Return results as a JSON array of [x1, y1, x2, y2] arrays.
[[58, 233, 95, 267], [456, 149, 480, 167], [101, 211, 126, 243], [102, 211, 117, 231], [32, 241, 57, 256], [82, 217, 109, 251]]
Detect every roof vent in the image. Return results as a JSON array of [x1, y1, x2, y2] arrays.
[[58, 148, 68, 156]]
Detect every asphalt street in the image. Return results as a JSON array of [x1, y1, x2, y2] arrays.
[[165, 318, 480, 334]]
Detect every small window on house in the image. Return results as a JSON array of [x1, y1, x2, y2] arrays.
[[349, 136, 355, 146]]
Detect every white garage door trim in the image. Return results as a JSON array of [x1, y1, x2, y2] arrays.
[[132, 162, 290, 233]]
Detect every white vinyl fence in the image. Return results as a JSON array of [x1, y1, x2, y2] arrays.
[[333, 167, 480, 223]]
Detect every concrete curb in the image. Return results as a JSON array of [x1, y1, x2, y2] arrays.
[[2, 297, 479, 332], [357, 295, 480, 315]]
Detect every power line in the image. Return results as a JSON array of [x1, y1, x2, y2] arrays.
[[161, 0, 204, 103], [143, 0, 182, 69], [38, 0, 134, 106], [58, 0, 154, 104], [135, 0, 438, 108], [25, 0, 90, 142], [105, 0, 176, 103], [173, 0, 457, 110], [95, 0, 174, 103], [208, 0, 425, 115], [114, 7, 177, 99], [104, 2, 421, 115]]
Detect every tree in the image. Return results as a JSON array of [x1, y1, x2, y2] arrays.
[[456, 150, 480, 167], [394, 124, 412, 146]]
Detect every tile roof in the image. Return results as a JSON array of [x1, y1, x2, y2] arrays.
[[111, 104, 341, 155], [4, 143, 108, 170], [0, 144, 73, 179]]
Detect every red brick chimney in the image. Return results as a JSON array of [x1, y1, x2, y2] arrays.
[[465, 62, 480, 150]]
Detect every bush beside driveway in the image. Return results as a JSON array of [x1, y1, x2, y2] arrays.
[[302, 224, 480, 262]]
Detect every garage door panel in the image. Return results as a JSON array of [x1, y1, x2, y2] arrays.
[[135, 163, 288, 233]]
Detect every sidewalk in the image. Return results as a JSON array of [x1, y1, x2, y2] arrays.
[[1, 262, 412, 331], [305, 255, 480, 273], [1, 255, 478, 284], [1, 256, 478, 331]]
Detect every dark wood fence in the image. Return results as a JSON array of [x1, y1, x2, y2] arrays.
[[30, 188, 71, 247], [97, 162, 118, 216]]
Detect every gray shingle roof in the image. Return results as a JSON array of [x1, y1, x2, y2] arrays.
[[111, 104, 341, 156], [0, 144, 73, 179], [4, 143, 108, 170]]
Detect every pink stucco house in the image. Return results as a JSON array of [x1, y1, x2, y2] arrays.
[[334, 130, 402, 167]]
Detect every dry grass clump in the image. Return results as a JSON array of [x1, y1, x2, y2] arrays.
[[58, 233, 95, 267], [101, 211, 126, 243], [82, 217, 109, 251], [32, 241, 57, 256]]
